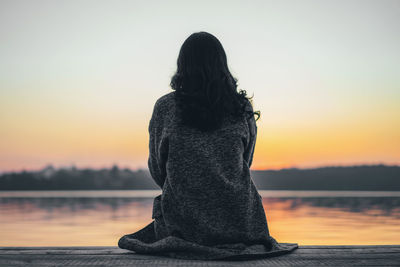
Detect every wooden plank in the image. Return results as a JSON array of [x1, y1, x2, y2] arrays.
[[1, 246, 400, 255], [1, 249, 399, 256], [0, 254, 399, 267], [1, 245, 399, 249], [0, 246, 399, 267]]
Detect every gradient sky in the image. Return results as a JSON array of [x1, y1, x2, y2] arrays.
[[0, 0, 399, 173]]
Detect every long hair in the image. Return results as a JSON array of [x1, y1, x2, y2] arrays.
[[170, 31, 261, 132]]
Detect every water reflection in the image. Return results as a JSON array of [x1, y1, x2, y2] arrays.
[[263, 197, 400, 217], [0, 193, 399, 246], [1, 196, 399, 217]]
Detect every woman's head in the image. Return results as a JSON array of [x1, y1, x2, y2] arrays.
[[170, 31, 260, 132]]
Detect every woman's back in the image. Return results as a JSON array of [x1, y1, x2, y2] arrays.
[[149, 91, 267, 246]]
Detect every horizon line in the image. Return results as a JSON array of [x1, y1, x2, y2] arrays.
[[1, 162, 399, 175]]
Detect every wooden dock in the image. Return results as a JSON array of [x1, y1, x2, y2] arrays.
[[0, 245, 399, 266]]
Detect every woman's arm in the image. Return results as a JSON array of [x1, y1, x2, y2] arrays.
[[147, 100, 168, 189], [243, 102, 257, 168]]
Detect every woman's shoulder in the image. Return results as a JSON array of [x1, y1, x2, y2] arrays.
[[150, 91, 177, 128], [154, 91, 176, 107]]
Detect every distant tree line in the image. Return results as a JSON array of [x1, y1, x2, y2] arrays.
[[0, 164, 399, 191], [251, 164, 400, 191], [0, 165, 159, 190]]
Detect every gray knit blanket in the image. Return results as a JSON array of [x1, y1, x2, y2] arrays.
[[118, 91, 298, 260]]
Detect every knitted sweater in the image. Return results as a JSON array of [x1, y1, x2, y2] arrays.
[[118, 91, 298, 260]]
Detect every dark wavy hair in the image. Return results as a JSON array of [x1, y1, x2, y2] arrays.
[[170, 31, 261, 132]]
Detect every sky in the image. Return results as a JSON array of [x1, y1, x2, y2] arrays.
[[0, 0, 399, 173]]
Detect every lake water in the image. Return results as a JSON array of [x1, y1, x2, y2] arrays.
[[0, 190, 399, 246]]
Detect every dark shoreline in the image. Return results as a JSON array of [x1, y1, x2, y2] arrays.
[[1, 164, 399, 191]]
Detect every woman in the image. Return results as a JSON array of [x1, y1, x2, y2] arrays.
[[118, 31, 298, 260]]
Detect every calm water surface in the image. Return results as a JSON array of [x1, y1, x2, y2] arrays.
[[0, 190, 399, 246]]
